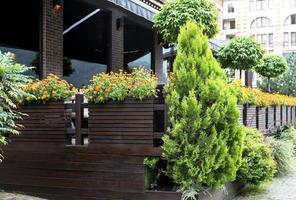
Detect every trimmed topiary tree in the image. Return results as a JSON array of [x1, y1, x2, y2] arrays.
[[153, 0, 218, 45], [255, 54, 288, 92], [163, 22, 244, 196], [217, 36, 265, 86]]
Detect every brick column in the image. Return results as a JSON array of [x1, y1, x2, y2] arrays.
[[40, 0, 63, 78], [108, 9, 124, 72], [152, 31, 165, 85]]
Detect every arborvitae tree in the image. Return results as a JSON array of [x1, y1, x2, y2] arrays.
[[163, 22, 244, 195]]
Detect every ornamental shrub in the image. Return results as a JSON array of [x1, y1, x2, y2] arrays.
[[85, 67, 157, 102], [217, 36, 265, 70], [0, 51, 32, 161], [280, 126, 296, 154], [163, 22, 244, 194], [255, 54, 288, 92], [266, 137, 294, 176], [237, 127, 276, 185], [21, 74, 77, 103], [153, 0, 218, 45]]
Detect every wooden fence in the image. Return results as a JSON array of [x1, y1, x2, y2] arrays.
[[0, 94, 295, 200]]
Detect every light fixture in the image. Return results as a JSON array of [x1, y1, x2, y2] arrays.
[[53, 0, 62, 12], [116, 18, 123, 31]]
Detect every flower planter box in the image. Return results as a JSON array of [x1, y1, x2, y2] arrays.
[[14, 102, 67, 143], [88, 99, 154, 145], [245, 105, 257, 128], [257, 107, 267, 133]]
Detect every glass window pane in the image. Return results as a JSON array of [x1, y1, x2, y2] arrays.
[[284, 32, 289, 46], [250, 0, 255, 11], [291, 32, 296, 46]]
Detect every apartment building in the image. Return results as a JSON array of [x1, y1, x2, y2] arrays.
[[221, 0, 296, 56]]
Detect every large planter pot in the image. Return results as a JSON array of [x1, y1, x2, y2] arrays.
[[88, 99, 154, 145], [257, 107, 267, 133], [245, 105, 256, 128], [14, 101, 67, 143]]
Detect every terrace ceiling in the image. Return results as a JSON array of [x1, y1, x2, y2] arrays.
[[0, 0, 154, 65]]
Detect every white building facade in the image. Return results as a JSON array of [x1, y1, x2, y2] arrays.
[[221, 0, 296, 56]]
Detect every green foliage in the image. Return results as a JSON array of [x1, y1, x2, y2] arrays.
[[280, 126, 296, 154], [163, 22, 244, 194], [255, 54, 287, 79], [0, 51, 32, 161], [153, 0, 218, 45], [31, 53, 74, 76], [266, 137, 294, 176], [217, 36, 265, 70], [85, 67, 157, 103], [144, 157, 160, 169], [237, 128, 276, 185], [258, 52, 296, 96]]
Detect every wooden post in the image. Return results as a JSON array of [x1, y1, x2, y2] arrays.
[[75, 93, 83, 145]]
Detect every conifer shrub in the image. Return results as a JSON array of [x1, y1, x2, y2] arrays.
[[237, 128, 276, 185], [163, 21, 244, 194]]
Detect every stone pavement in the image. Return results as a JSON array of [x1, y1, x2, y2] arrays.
[[233, 170, 296, 200], [0, 192, 46, 200]]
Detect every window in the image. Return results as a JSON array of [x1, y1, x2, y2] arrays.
[[251, 17, 271, 28], [228, 3, 235, 13], [230, 20, 236, 29], [268, 0, 273, 8], [292, 0, 296, 7], [292, 32, 296, 46], [257, 34, 267, 45], [292, 15, 296, 24], [256, 0, 264, 10], [223, 19, 236, 30], [283, 0, 290, 7], [284, 14, 296, 25], [269, 33, 273, 46], [284, 32, 289, 46], [226, 35, 235, 40], [251, 0, 272, 10], [250, 0, 255, 11]]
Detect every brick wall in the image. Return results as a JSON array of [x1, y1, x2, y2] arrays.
[[40, 0, 63, 78]]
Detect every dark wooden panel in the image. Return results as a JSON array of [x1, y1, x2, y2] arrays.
[[246, 105, 256, 128], [257, 107, 266, 133], [89, 99, 154, 145]]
